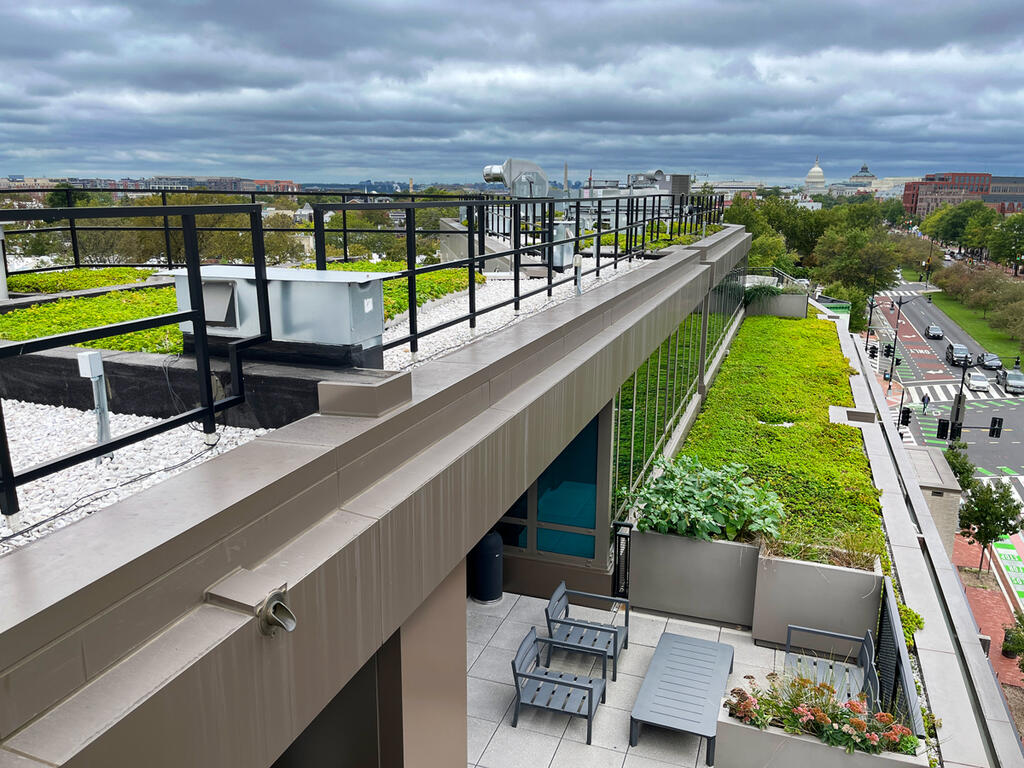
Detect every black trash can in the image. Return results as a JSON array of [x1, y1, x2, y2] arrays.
[[468, 530, 503, 604]]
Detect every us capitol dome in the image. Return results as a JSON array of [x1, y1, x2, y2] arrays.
[[804, 157, 826, 194]]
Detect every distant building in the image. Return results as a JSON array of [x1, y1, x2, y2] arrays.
[[849, 163, 876, 186], [804, 158, 826, 194], [903, 172, 992, 216]]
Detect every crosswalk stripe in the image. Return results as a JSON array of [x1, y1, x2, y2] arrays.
[[977, 477, 1024, 509], [902, 382, 1011, 403]]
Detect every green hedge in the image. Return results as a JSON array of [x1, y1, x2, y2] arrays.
[[680, 316, 886, 562], [0, 287, 182, 354], [7, 267, 156, 293]]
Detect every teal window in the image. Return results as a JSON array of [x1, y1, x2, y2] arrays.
[[537, 416, 598, 530], [537, 528, 595, 559]]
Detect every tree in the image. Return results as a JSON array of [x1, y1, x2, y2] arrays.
[[962, 207, 1001, 256], [989, 213, 1024, 272], [944, 441, 976, 492], [747, 230, 788, 271], [959, 481, 1023, 571], [44, 182, 90, 208], [723, 197, 769, 239], [879, 198, 906, 227], [813, 224, 898, 292]]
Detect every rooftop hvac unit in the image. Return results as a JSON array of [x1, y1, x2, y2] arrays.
[[482, 159, 550, 198], [164, 266, 396, 367]]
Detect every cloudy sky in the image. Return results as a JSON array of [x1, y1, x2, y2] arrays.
[[2, 1, 1023, 185]]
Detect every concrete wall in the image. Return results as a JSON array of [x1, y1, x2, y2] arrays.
[[0, 226, 751, 767]]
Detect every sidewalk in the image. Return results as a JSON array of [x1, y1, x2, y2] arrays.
[[952, 534, 1024, 687]]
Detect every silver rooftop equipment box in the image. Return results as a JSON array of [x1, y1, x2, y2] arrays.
[[164, 266, 396, 349]]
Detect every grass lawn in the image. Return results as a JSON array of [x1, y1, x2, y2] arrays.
[[929, 292, 1023, 359]]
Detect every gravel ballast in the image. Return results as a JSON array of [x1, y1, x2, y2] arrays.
[[1, 398, 265, 554]]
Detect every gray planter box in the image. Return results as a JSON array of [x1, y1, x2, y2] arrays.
[[630, 531, 759, 626], [752, 551, 882, 655], [716, 710, 928, 768]]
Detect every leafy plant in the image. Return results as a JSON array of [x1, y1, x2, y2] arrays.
[[726, 672, 919, 756], [7, 267, 156, 293], [743, 284, 781, 307], [1004, 611, 1024, 659], [959, 481, 1024, 571], [626, 456, 784, 542]]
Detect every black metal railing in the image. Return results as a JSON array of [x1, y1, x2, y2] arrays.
[[308, 192, 724, 354], [611, 521, 633, 598], [0, 187, 473, 274], [0, 203, 272, 517], [876, 576, 927, 738]]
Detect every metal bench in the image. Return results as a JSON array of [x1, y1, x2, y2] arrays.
[[510, 627, 607, 744], [783, 625, 879, 707], [545, 581, 628, 680], [630, 632, 734, 766]]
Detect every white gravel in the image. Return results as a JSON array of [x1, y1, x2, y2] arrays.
[[0, 399, 266, 554], [383, 255, 647, 369]]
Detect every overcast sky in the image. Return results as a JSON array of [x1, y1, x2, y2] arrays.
[[2, 1, 1023, 185]]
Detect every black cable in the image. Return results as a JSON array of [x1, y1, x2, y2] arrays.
[[0, 429, 222, 544]]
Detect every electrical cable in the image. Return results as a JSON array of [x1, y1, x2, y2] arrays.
[[0, 427, 222, 544]]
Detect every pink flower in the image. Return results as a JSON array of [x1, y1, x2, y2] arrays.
[[868, 733, 880, 745]]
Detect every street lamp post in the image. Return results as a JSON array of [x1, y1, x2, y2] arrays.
[[885, 294, 932, 394]]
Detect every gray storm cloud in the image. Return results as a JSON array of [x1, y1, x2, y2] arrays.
[[1, 0, 1022, 182]]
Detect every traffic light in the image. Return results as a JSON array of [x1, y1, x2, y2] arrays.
[[894, 357, 902, 367], [952, 394, 967, 425], [883, 371, 892, 381], [869, 346, 878, 359], [884, 343, 894, 358], [937, 418, 949, 440], [900, 407, 911, 426], [990, 417, 1004, 438], [950, 422, 963, 441]]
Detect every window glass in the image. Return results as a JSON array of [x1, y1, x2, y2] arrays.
[[537, 528, 595, 559], [537, 415, 598, 529], [496, 521, 527, 548]]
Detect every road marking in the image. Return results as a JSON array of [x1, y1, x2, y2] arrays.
[[1002, 467, 1018, 475], [977, 467, 995, 475]]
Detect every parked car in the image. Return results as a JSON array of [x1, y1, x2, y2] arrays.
[[945, 342, 971, 365], [967, 371, 990, 391], [925, 324, 943, 339], [996, 368, 1024, 395], [980, 353, 1003, 370]]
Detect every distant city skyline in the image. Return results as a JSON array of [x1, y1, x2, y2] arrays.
[[2, 2, 1022, 184]]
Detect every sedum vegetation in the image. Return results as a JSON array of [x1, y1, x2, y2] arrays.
[[679, 315, 887, 565], [6, 267, 156, 294], [0, 259, 483, 355]]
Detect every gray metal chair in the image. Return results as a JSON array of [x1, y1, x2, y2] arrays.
[[510, 627, 607, 744], [544, 581, 628, 680], [783, 625, 880, 707]]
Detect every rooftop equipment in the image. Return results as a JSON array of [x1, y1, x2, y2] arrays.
[[164, 265, 395, 368], [483, 158, 550, 198]]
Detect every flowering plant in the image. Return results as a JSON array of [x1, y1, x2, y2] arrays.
[[724, 672, 918, 756]]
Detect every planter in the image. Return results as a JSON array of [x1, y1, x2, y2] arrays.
[[1001, 647, 1018, 659], [630, 531, 759, 626], [752, 550, 882, 656], [746, 293, 808, 318], [716, 709, 928, 768]]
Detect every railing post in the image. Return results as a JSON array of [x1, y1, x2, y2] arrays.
[[67, 188, 81, 268], [405, 207, 418, 354], [182, 214, 217, 441], [614, 198, 620, 262], [595, 199, 602, 278], [0, 404, 19, 517], [341, 193, 350, 261], [641, 197, 648, 253], [313, 207, 327, 269], [546, 201, 554, 297], [512, 202, 521, 312], [573, 200, 581, 254], [467, 205, 477, 330], [161, 191, 173, 267], [477, 200, 486, 263]]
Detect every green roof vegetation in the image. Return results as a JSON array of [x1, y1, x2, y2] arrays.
[[679, 315, 886, 565], [6, 267, 156, 294]]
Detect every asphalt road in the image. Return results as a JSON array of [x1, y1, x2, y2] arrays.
[[877, 280, 1024, 480]]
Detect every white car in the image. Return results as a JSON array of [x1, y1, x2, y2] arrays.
[[967, 371, 990, 391]]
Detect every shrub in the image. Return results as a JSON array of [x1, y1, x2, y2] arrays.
[[898, 603, 925, 650], [626, 456, 784, 542], [7, 267, 156, 293], [743, 284, 781, 307], [726, 672, 919, 756]]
